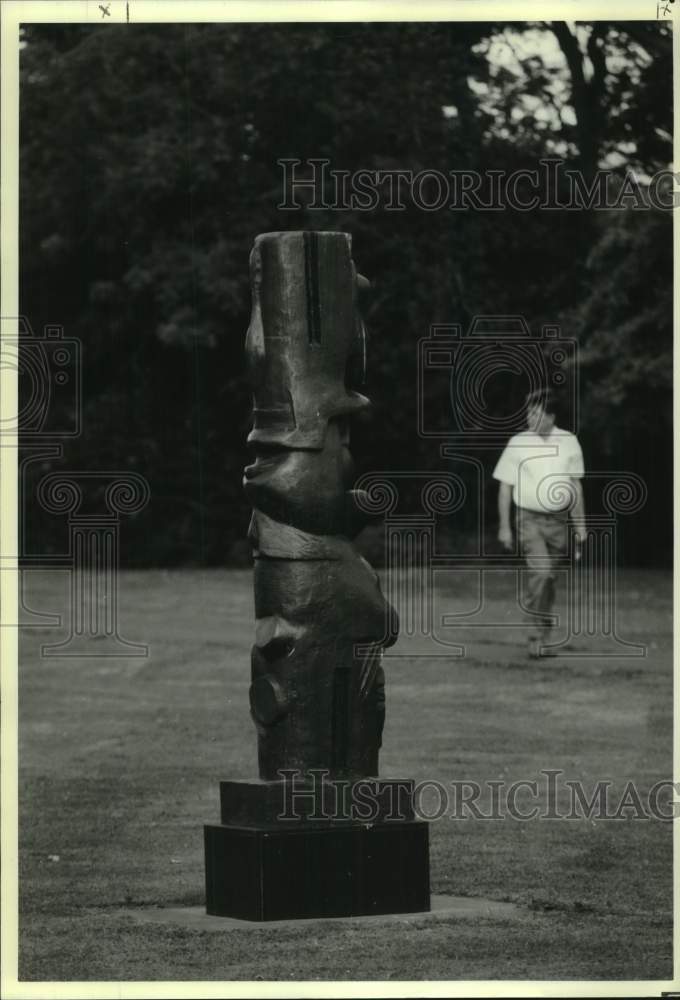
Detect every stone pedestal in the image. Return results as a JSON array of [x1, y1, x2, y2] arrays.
[[204, 777, 429, 920], [204, 823, 429, 922]]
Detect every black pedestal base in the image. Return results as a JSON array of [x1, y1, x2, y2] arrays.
[[204, 820, 430, 921]]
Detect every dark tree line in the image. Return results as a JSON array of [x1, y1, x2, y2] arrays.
[[19, 21, 672, 565]]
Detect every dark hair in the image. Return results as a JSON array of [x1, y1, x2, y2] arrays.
[[525, 387, 563, 420]]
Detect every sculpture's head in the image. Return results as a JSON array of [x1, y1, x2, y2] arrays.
[[245, 231, 371, 451]]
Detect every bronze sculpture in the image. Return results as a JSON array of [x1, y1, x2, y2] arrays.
[[204, 232, 429, 920], [245, 230, 398, 779]]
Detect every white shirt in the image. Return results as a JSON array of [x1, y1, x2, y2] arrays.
[[493, 426, 584, 513]]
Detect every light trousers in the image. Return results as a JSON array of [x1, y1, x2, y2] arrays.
[[517, 507, 569, 640]]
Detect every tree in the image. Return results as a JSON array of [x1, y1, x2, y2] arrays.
[[470, 21, 672, 176]]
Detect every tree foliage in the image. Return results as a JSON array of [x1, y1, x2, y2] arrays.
[[18, 21, 672, 565]]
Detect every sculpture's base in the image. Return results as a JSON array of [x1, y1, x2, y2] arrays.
[[204, 820, 430, 921], [218, 777, 416, 826]]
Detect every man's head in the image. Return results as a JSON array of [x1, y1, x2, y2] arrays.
[[525, 387, 558, 435]]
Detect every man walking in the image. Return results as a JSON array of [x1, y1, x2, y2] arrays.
[[493, 388, 587, 658]]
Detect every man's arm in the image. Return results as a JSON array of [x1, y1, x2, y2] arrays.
[[498, 482, 513, 550], [570, 479, 587, 541], [493, 439, 517, 550]]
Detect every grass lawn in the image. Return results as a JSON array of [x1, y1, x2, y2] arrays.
[[15, 566, 673, 982]]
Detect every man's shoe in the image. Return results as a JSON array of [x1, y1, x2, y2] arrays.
[[528, 638, 558, 660]]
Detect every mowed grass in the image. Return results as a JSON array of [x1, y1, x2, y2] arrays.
[[16, 567, 673, 982]]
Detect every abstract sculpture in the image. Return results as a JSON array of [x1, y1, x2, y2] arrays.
[[204, 232, 430, 921]]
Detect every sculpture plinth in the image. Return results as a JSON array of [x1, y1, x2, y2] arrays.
[[204, 231, 430, 920]]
